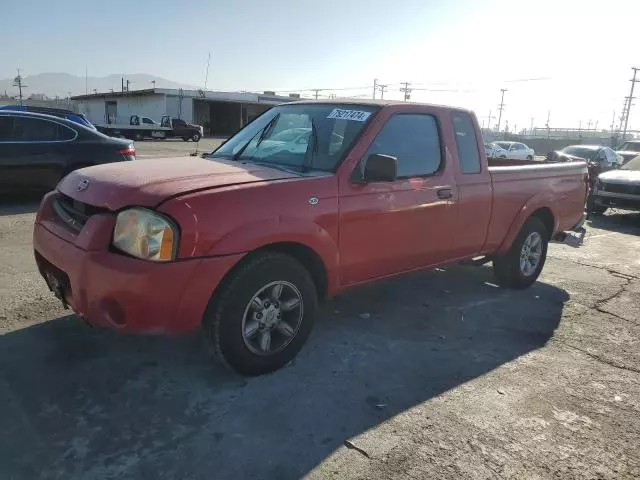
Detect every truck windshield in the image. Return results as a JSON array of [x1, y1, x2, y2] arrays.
[[619, 141, 640, 151], [210, 104, 378, 171], [621, 155, 640, 170]]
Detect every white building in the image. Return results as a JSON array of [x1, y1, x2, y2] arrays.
[[71, 88, 299, 136]]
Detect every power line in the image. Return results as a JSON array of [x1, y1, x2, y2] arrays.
[[400, 81, 412, 101], [622, 67, 639, 141], [496, 89, 507, 133]]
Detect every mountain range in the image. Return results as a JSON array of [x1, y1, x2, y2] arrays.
[[0, 73, 196, 98]]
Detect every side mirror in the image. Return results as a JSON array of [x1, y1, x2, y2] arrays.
[[354, 153, 398, 183]]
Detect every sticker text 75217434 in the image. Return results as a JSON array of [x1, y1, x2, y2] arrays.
[[326, 109, 372, 122]]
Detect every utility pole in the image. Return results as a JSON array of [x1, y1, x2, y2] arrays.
[[545, 110, 551, 139], [530, 117, 534, 135], [496, 88, 507, 134], [126, 79, 130, 92], [85, 66, 88, 95], [373, 78, 378, 100], [610, 110, 616, 135], [13, 69, 26, 105], [203, 52, 211, 91], [487, 109, 493, 131], [400, 81, 412, 101], [622, 67, 639, 141], [121, 77, 124, 92], [377, 84, 388, 100], [312, 89, 321, 100]]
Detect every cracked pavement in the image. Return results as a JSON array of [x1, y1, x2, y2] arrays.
[[0, 200, 639, 479]]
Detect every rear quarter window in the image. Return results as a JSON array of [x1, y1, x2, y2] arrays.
[[452, 112, 481, 174]]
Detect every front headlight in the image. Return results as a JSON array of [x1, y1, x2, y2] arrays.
[[112, 208, 178, 261]]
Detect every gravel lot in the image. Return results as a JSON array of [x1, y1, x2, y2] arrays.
[[1, 145, 639, 479]]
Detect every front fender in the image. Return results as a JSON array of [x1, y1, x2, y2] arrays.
[[205, 217, 340, 294], [496, 191, 557, 255]]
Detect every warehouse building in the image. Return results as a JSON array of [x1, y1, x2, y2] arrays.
[[71, 88, 300, 136]]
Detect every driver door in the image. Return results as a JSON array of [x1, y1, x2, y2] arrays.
[[338, 110, 457, 285]]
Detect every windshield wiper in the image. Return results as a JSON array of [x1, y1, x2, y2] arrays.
[[232, 113, 280, 161], [302, 119, 319, 172]]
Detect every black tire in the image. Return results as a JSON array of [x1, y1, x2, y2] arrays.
[[134, 132, 143, 141], [182, 137, 189, 142], [192, 132, 202, 142], [203, 252, 318, 376], [526, 155, 533, 160], [492, 217, 549, 289]]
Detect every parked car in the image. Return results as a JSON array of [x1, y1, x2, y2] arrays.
[[615, 140, 640, 165], [0, 110, 134, 194], [493, 141, 535, 160], [0, 105, 96, 130], [484, 142, 508, 158], [33, 101, 587, 376], [548, 145, 623, 167], [591, 154, 640, 214]]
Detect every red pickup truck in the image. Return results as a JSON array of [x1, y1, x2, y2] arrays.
[[33, 101, 587, 375]]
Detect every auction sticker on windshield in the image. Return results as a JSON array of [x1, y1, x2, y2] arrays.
[[327, 109, 372, 122]]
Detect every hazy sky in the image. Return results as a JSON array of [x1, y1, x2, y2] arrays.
[[2, 0, 640, 131]]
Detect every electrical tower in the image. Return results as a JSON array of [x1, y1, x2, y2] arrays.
[[622, 67, 639, 141], [496, 89, 507, 133], [13, 69, 26, 105], [400, 82, 412, 101]]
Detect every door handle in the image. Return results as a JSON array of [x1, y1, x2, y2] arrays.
[[437, 188, 453, 199]]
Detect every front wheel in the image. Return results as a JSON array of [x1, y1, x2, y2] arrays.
[[203, 252, 318, 376], [493, 217, 548, 289], [526, 155, 533, 160], [191, 132, 202, 142]]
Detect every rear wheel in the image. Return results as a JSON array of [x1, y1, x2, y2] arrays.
[[203, 252, 318, 376], [493, 217, 548, 289], [526, 155, 533, 160]]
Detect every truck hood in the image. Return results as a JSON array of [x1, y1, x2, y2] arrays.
[[599, 169, 640, 185], [58, 158, 300, 210]]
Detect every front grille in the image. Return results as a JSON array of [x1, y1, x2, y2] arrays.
[[601, 182, 640, 195], [52, 194, 107, 232]]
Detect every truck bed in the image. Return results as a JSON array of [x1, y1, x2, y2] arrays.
[[485, 159, 587, 252]]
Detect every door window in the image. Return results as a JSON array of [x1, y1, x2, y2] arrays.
[[13, 117, 58, 141], [452, 112, 481, 173], [364, 114, 441, 178], [0, 116, 75, 142], [0, 116, 13, 140]]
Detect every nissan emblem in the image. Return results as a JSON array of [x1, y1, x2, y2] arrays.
[[76, 179, 90, 192]]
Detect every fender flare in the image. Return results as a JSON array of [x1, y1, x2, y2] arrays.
[[205, 217, 340, 293], [496, 192, 557, 255]]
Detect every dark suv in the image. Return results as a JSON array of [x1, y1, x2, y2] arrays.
[[0, 110, 135, 194]]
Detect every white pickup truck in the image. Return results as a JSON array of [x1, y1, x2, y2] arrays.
[[94, 115, 203, 142]]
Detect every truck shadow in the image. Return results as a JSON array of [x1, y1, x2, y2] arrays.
[[0, 265, 568, 480]]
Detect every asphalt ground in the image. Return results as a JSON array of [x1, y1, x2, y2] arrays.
[[1, 143, 639, 479]]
